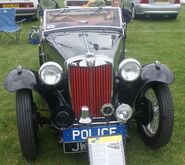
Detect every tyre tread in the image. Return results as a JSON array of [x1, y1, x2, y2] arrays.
[[16, 89, 37, 160], [137, 83, 174, 149]]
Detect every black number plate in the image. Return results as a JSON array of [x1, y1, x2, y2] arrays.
[[64, 142, 87, 153]]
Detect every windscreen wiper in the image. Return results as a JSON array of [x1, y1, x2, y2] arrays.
[[86, 6, 102, 18], [49, 9, 66, 21], [57, 42, 73, 49]]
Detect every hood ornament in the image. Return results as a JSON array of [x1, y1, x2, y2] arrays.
[[86, 53, 95, 67]]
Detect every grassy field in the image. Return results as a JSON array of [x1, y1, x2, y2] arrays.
[[0, 5, 185, 165]]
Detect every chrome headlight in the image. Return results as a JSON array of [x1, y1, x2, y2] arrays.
[[118, 58, 141, 81], [39, 62, 63, 85], [115, 104, 133, 123]]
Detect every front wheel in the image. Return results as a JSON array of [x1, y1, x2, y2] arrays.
[[136, 83, 174, 149], [16, 89, 38, 160]]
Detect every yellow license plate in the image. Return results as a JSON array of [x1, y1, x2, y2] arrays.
[[155, 0, 168, 2], [3, 4, 19, 8]]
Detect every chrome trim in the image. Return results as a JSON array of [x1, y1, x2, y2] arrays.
[[118, 58, 141, 82], [86, 53, 95, 67], [52, 119, 122, 130], [39, 61, 63, 85], [142, 87, 160, 137], [83, 32, 90, 54], [73, 121, 122, 127], [101, 103, 115, 117], [155, 60, 161, 69], [115, 103, 133, 123], [43, 26, 123, 34], [43, 27, 123, 38], [67, 55, 114, 114], [79, 106, 92, 124], [43, 7, 123, 32], [66, 54, 113, 67]]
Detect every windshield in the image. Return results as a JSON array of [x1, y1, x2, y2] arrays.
[[46, 31, 122, 60], [43, 7, 122, 31]]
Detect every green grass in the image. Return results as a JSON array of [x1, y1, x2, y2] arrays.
[[0, 5, 185, 165]]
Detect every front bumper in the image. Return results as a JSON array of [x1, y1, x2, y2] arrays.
[[62, 119, 127, 153], [63, 123, 126, 142], [62, 117, 127, 142], [15, 8, 38, 16], [135, 3, 181, 15]]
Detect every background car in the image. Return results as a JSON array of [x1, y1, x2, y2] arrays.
[[0, 0, 38, 19], [64, 0, 112, 7], [130, 0, 181, 19]]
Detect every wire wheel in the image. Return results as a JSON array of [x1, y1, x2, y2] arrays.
[[142, 88, 160, 137], [137, 83, 174, 149]]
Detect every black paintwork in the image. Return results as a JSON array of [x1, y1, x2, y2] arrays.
[[4, 67, 66, 111], [4, 67, 37, 92], [116, 63, 174, 107], [3, 24, 174, 128]]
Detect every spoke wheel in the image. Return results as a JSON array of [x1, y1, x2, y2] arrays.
[[16, 89, 38, 160], [137, 83, 174, 149], [142, 88, 159, 137]]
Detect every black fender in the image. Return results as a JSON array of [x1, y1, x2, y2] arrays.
[[4, 66, 66, 110], [141, 62, 174, 85], [4, 66, 37, 92], [117, 62, 174, 107]]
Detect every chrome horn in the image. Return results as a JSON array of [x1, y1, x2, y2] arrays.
[[79, 106, 92, 124]]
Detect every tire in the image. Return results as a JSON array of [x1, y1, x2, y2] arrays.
[[16, 89, 38, 160], [137, 83, 174, 149]]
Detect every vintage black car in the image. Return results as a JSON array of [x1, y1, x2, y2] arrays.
[[4, 7, 174, 162]]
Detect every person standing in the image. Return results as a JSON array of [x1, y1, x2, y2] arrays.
[[112, 0, 131, 23]]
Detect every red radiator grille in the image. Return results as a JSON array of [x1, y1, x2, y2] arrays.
[[69, 64, 112, 118]]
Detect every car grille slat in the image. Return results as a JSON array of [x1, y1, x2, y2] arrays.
[[69, 64, 112, 118]]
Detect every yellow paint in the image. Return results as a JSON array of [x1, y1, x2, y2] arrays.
[[88, 135, 122, 144]]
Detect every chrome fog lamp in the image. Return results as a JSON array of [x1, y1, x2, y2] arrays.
[[118, 58, 141, 82], [79, 106, 92, 124], [39, 62, 63, 85], [101, 103, 114, 117], [115, 104, 133, 123]]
